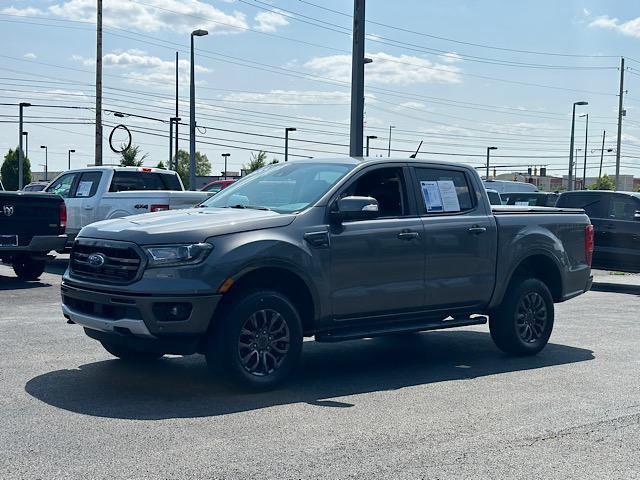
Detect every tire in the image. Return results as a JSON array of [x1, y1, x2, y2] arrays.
[[100, 341, 164, 362], [12, 256, 46, 281], [489, 277, 554, 356], [205, 290, 303, 391]]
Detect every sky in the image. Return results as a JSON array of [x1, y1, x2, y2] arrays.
[[1, 0, 640, 179]]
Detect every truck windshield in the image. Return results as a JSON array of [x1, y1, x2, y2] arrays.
[[202, 161, 354, 213]]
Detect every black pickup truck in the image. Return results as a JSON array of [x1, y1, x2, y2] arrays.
[[0, 192, 67, 280]]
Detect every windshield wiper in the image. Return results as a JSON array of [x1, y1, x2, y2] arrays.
[[225, 204, 272, 211]]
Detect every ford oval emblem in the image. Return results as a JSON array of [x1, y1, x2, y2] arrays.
[[87, 253, 106, 267], [2, 205, 14, 217]]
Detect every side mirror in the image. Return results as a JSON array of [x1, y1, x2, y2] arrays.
[[332, 196, 379, 222]]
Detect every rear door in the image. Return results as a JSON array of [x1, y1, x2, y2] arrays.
[[411, 165, 497, 310], [73, 171, 103, 227]]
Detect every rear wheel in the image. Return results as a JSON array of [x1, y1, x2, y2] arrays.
[[490, 278, 554, 355], [100, 341, 164, 361], [12, 255, 46, 281], [206, 290, 303, 391]]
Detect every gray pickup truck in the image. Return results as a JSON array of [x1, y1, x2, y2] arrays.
[[61, 158, 593, 390]]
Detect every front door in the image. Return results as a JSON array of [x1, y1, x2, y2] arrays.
[[328, 165, 425, 319], [411, 165, 497, 310], [600, 193, 640, 272], [46, 172, 81, 236]]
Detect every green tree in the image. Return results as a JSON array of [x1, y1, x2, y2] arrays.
[[0, 148, 32, 191], [243, 151, 268, 174], [156, 160, 166, 169], [119, 144, 147, 167], [588, 174, 615, 191], [174, 149, 212, 189], [270, 158, 280, 165]]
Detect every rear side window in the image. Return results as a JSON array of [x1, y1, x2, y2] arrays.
[[160, 173, 182, 190], [109, 171, 175, 192], [557, 193, 606, 219], [414, 168, 474, 214], [608, 195, 639, 220], [74, 171, 102, 198], [47, 173, 77, 198]]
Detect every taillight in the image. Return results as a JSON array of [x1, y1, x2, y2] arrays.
[[150, 204, 170, 213], [59, 201, 67, 234], [585, 224, 594, 267]]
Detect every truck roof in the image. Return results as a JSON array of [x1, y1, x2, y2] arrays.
[[62, 166, 176, 174]]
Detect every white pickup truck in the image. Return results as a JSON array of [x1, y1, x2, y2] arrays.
[[44, 166, 212, 245]]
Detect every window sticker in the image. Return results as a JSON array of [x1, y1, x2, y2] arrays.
[[421, 180, 460, 212], [76, 181, 93, 197]]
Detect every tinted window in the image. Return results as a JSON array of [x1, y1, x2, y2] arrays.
[[74, 172, 102, 198], [160, 173, 182, 190], [341, 167, 409, 218], [109, 172, 173, 192], [414, 168, 474, 214], [608, 195, 639, 220], [487, 191, 501, 205], [47, 173, 77, 198], [557, 193, 606, 219]]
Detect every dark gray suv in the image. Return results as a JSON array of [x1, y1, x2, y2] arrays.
[[62, 158, 592, 390]]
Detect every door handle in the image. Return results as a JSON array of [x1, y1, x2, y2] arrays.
[[397, 231, 420, 240], [468, 226, 487, 235]]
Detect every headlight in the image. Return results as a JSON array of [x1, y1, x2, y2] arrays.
[[143, 243, 213, 268]]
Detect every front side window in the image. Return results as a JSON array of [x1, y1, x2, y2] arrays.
[[203, 161, 354, 213], [414, 168, 474, 214], [46, 173, 77, 198], [340, 167, 409, 218]]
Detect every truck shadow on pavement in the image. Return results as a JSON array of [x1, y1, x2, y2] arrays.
[[25, 330, 594, 420], [0, 275, 51, 290], [591, 282, 640, 296]]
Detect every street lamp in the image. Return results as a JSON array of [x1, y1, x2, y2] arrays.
[[22, 131, 28, 158], [68, 149, 75, 170], [169, 116, 181, 170], [568, 101, 588, 191], [366, 135, 377, 157], [285, 127, 296, 162], [18, 102, 31, 189], [486, 146, 498, 179], [189, 28, 208, 191], [222, 153, 230, 179], [579, 113, 589, 189], [40, 145, 47, 181], [387, 125, 395, 157]]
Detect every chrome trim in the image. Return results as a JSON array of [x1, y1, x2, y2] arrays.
[[62, 304, 155, 338]]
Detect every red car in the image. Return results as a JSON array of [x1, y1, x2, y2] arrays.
[[201, 179, 235, 194]]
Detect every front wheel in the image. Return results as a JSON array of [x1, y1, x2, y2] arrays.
[[206, 290, 303, 391], [489, 278, 554, 355], [12, 255, 46, 281]]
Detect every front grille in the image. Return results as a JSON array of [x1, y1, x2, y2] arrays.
[[70, 239, 144, 284]]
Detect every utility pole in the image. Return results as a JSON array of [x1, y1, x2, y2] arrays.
[[387, 125, 395, 157], [599, 130, 606, 180], [190, 30, 208, 190], [95, 0, 103, 166], [18, 102, 30, 190], [366, 135, 377, 157], [174, 51, 179, 170], [22, 131, 28, 159], [285, 127, 296, 162], [615, 56, 625, 190], [349, 0, 365, 157], [40, 145, 47, 181], [222, 153, 230, 179], [568, 101, 588, 191], [486, 146, 497, 179], [68, 149, 75, 170], [169, 118, 174, 168]]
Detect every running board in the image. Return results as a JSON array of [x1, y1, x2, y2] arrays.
[[315, 315, 488, 343]]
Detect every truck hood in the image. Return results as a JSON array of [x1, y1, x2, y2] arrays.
[[78, 207, 296, 244]]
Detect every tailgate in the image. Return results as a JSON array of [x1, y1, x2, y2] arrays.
[[0, 192, 62, 246]]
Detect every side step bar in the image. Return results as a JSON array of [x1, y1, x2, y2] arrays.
[[315, 316, 488, 343]]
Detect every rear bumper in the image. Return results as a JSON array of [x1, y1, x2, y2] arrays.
[[560, 269, 593, 302], [0, 235, 66, 254], [61, 280, 222, 339]]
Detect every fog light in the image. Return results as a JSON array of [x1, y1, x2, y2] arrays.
[[153, 302, 192, 322]]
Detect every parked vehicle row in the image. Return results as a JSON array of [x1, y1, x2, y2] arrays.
[[44, 167, 213, 246], [61, 158, 593, 390]]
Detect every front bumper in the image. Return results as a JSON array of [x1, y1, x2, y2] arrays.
[[0, 235, 67, 254], [61, 280, 222, 339]]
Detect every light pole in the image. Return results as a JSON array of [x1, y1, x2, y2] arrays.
[[599, 130, 606, 180], [387, 125, 395, 157], [169, 117, 181, 170], [579, 113, 589, 189], [18, 102, 31, 190], [222, 153, 230, 179], [285, 127, 296, 162], [568, 101, 588, 191], [68, 149, 75, 170], [40, 145, 47, 181], [190, 28, 208, 191], [22, 131, 28, 159], [366, 135, 377, 157], [486, 146, 497, 179]]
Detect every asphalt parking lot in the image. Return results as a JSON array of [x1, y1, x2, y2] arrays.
[[1, 258, 639, 479]]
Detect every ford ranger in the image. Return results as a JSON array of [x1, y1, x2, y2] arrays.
[[61, 158, 593, 390]]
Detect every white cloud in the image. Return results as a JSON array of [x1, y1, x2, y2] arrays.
[[253, 10, 289, 33], [304, 52, 462, 85], [3, 0, 248, 34], [222, 90, 351, 106], [399, 101, 427, 109], [23, 52, 37, 59], [589, 15, 640, 38], [73, 49, 210, 85], [439, 52, 462, 63]]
